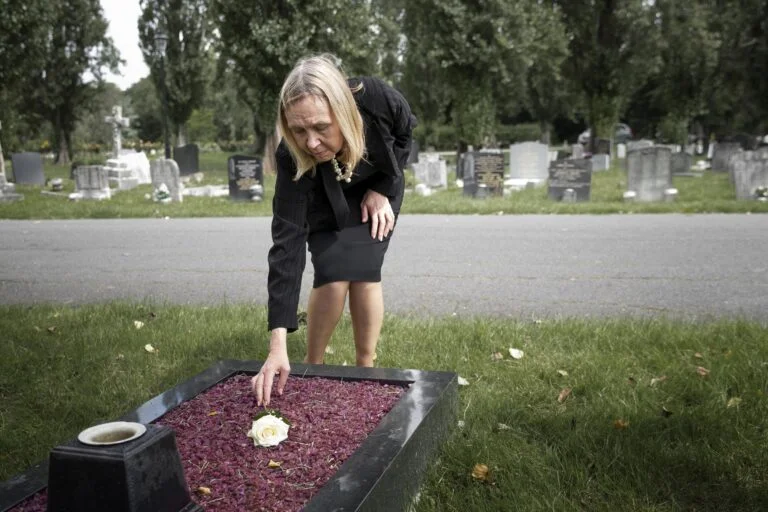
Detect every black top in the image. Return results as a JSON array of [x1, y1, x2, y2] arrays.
[[267, 76, 415, 332]]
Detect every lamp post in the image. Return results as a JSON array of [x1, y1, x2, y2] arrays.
[[154, 30, 171, 159]]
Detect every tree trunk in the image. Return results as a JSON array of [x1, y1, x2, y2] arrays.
[[56, 126, 70, 165], [176, 123, 187, 147]]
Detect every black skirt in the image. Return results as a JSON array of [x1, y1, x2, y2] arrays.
[[307, 223, 393, 288]]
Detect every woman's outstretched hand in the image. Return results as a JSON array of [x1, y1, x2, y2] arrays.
[[252, 329, 291, 406], [361, 189, 395, 241]]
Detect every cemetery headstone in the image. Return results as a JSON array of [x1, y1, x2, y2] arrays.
[[228, 155, 263, 201], [462, 152, 504, 197], [104, 106, 130, 158], [627, 146, 672, 202], [627, 140, 654, 152], [548, 159, 592, 202], [711, 142, 741, 172], [173, 144, 200, 176], [591, 154, 611, 171], [412, 152, 447, 189], [571, 144, 584, 159], [70, 166, 111, 200], [10, 152, 45, 185], [670, 152, 693, 175], [107, 151, 151, 190], [617, 144, 627, 159], [508, 141, 549, 186], [731, 150, 768, 200], [151, 158, 184, 202]]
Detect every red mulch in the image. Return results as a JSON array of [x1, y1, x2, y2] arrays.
[[9, 375, 406, 512]]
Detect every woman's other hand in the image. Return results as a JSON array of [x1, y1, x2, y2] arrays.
[[361, 189, 395, 241], [252, 328, 291, 406]]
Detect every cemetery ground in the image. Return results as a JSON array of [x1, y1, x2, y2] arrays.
[[2, 304, 768, 511], [2, 151, 768, 219]]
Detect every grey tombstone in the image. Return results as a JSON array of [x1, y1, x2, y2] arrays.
[[627, 140, 654, 152], [571, 144, 584, 159], [627, 146, 672, 202], [548, 159, 592, 202], [731, 150, 768, 200], [508, 142, 549, 182], [10, 152, 45, 185], [412, 153, 447, 189], [173, 144, 200, 176], [711, 142, 742, 172], [228, 155, 263, 201], [71, 166, 111, 200], [670, 152, 693, 175], [463, 152, 504, 197], [151, 158, 184, 202], [591, 154, 611, 171]]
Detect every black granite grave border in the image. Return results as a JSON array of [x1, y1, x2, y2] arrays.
[[0, 361, 458, 512]]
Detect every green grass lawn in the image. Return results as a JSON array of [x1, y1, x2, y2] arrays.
[[2, 304, 767, 510], [2, 151, 767, 219]]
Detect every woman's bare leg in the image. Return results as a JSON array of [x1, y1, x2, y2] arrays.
[[305, 281, 349, 364], [348, 281, 384, 367]]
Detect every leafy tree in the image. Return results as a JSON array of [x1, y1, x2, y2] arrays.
[[558, 0, 660, 151], [73, 82, 125, 152], [138, 0, 211, 146], [26, 0, 119, 163], [125, 77, 163, 143], [210, 0, 376, 158]]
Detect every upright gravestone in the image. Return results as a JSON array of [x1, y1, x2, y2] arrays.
[[10, 152, 45, 185], [228, 155, 263, 201], [571, 144, 584, 159], [548, 159, 592, 202], [627, 147, 672, 202], [508, 142, 549, 184], [412, 153, 447, 189], [151, 158, 184, 202], [711, 142, 742, 173], [591, 154, 611, 171], [104, 106, 130, 158], [70, 166, 111, 200], [173, 144, 200, 176], [627, 140, 654, 152], [462, 152, 504, 197], [731, 150, 768, 200], [670, 152, 693, 175], [617, 144, 627, 159]]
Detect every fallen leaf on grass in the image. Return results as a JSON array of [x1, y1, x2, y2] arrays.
[[694, 352, 704, 359], [557, 387, 572, 403], [650, 376, 668, 387], [613, 419, 630, 429], [627, 376, 637, 386], [324, 346, 334, 355], [726, 397, 742, 408], [497, 423, 511, 431], [457, 376, 470, 386], [144, 344, 158, 354], [661, 406, 673, 418], [557, 370, 569, 377], [457, 420, 465, 429], [471, 463, 490, 482], [196, 486, 212, 496], [116, 353, 125, 360], [134, 321, 144, 329], [33, 326, 41, 332], [696, 366, 710, 377], [490, 352, 503, 361], [47, 326, 57, 334], [267, 460, 282, 469], [508, 348, 524, 359]]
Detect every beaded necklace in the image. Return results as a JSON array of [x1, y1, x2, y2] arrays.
[[332, 158, 352, 183]]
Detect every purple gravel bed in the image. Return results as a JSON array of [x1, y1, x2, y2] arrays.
[[8, 375, 406, 512]]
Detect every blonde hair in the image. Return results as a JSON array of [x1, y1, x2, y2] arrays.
[[277, 54, 365, 180]]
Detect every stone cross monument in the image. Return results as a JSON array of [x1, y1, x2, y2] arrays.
[[104, 106, 130, 158]]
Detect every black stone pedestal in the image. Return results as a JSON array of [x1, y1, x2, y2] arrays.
[[47, 424, 201, 512]]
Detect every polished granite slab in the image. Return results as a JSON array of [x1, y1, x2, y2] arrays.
[[0, 360, 458, 511]]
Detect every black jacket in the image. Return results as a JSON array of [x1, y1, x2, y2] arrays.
[[267, 76, 415, 332]]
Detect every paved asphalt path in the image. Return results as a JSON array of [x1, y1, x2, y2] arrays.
[[0, 214, 766, 321]]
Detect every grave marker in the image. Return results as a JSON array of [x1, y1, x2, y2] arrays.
[[173, 144, 200, 176], [228, 155, 263, 201], [627, 146, 672, 202], [10, 152, 45, 185], [548, 159, 592, 202], [151, 158, 184, 202]]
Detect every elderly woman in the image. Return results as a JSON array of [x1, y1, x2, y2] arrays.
[[253, 54, 414, 405]]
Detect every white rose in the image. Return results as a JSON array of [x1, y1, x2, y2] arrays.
[[247, 414, 289, 447]]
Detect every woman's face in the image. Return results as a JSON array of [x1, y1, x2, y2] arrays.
[[284, 95, 344, 163]]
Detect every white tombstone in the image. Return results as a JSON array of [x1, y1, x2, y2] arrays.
[[571, 144, 584, 159], [617, 144, 627, 159], [104, 106, 130, 158], [107, 151, 151, 189], [412, 152, 447, 189], [70, 166, 111, 201], [150, 158, 184, 202], [731, 150, 768, 200], [626, 147, 672, 202], [548, 150, 558, 163], [509, 142, 549, 183]]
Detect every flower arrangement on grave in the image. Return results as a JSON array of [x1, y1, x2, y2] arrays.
[[755, 186, 768, 201], [247, 409, 290, 447], [153, 183, 171, 203]]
